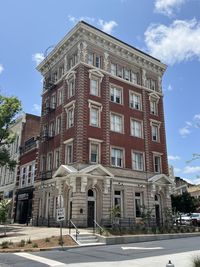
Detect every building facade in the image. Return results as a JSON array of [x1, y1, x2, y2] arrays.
[[33, 21, 174, 227], [13, 114, 40, 224]]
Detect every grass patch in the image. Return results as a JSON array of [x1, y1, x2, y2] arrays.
[[32, 243, 38, 248], [45, 237, 50, 242], [18, 240, 25, 247]]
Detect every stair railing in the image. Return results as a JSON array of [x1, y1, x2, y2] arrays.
[[93, 220, 104, 235], [69, 220, 80, 241]]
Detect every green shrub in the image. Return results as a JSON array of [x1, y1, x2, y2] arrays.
[[193, 256, 200, 267], [8, 240, 13, 246], [27, 238, 32, 244], [1, 241, 9, 249], [32, 243, 38, 248], [19, 240, 25, 247], [45, 237, 50, 242]]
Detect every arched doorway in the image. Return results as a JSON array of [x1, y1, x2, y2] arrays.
[[87, 189, 96, 227], [155, 194, 162, 226]]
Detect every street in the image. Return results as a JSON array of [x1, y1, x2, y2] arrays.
[[0, 236, 200, 267]]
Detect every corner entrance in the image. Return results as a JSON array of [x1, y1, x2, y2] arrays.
[[87, 189, 96, 227]]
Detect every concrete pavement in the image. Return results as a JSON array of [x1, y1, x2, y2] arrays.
[[0, 224, 92, 243]]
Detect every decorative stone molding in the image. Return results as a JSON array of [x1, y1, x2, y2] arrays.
[[70, 177, 76, 192], [104, 178, 110, 194], [81, 176, 88, 192], [151, 183, 156, 198], [78, 41, 88, 62], [103, 52, 109, 71], [142, 69, 146, 87]]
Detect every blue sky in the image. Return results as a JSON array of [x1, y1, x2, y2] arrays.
[[0, 0, 200, 183]]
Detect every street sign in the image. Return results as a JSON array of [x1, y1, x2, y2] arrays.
[[56, 208, 65, 222]]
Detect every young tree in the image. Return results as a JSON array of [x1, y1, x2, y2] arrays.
[[0, 95, 21, 170], [171, 192, 198, 214], [0, 199, 12, 236]]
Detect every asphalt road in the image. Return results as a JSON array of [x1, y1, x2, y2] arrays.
[[1, 236, 200, 267]]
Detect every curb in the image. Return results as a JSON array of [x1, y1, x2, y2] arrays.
[[0, 245, 79, 253]]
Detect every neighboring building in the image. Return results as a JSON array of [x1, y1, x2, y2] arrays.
[[13, 114, 40, 224], [33, 21, 174, 227], [173, 176, 193, 195], [0, 115, 25, 220], [188, 185, 200, 199]]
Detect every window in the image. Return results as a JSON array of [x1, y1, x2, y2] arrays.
[[90, 107, 99, 127], [88, 52, 94, 65], [123, 68, 130, 81], [150, 97, 158, 115], [154, 155, 162, 173], [50, 94, 56, 109], [132, 152, 144, 171], [111, 63, 117, 75], [41, 155, 46, 172], [57, 89, 62, 106], [90, 143, 100, 163], [65, 143, 73, 164], [151, 124, 160, 142], [54, 150, 60, 169], [56, 116, 61, 134], [131, 71, 138, 84], [88, 53, 101, 68], [49, 121, 55, 137], [110, 85, 122, 104], [111, 148, 123, 167], [90, 78, 99, 96], [110, 113, 123, 133], [20, 162, 35, 188], [129, 92, 142, 110], [117, 65, 123, 78], [68, 79, 75, 98], [53, 71, 58, 82], [67, 107, 74, 128], [114, 191, 123, 217], [47, 153, 53, 171], [131, 119, 143, 138], [135, 192, 143, 217], [59, 65, 64, 78], [146, 78, 157, 91]]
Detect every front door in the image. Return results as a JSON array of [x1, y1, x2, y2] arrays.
[[155, 204, 160, 226], [87, 201, 95, 227]]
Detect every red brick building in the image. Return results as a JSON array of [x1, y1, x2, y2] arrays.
[[33, 21, 174, 227], [14, 114, 40, 224]]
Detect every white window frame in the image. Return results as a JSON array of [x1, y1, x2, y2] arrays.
[[114, 190, 123, 217], [90, 77, 99, 96], [110, 85, 123, 104], [88, 100, 102, 128], [54, 149, 60, 169], [111, 147, 124, 168], [110, 63, 117, 76], [132, 151, 145, 171], [57, 88, 63, 106], [131, 71, 138, 84], [67, 106, 74, 128], [68, 78, 75, 98], [129, 91, 142, 110], [110, 112, 123, 133], [65, 142, 73, 164], [151, 121, 161, 142], [55, 116, 61, 135], [130, 119, 143, 138], [89, 142, 100, 164], [135, 192, 143, 218], [47, 152, 53, 171], [153, 154, 162, 173]]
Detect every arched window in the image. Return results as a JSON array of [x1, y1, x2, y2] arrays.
[[88, 189, 94, 197]]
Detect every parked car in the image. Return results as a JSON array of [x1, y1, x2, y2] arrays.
[[191, 213, 200, 226], [175, 214, 192, 225]]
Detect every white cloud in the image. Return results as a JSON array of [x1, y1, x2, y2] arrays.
[[32, 53, 45, 66], [174, 167, 181, 173], [168, 155, 181, 161], [194, 114, 200, 120], [67, 15, 95, 25], [154, 0, 187, 16], [183, 166, 200, 174], [67, 15, 118, 35], [0, 64, 4, 74], [144, 18, 200, 65], [32, 104, 41, 114], [179, 126, 191, 138], [98, 20, 118, 34], [165, 84, 173, 91]]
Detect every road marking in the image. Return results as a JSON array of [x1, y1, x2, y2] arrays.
[[14, 252, 66, 266], [121, 246, 163, 250]]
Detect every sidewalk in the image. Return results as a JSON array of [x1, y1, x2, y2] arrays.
[[0, 224, 92, 243]]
